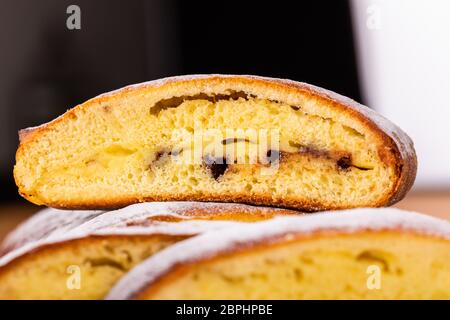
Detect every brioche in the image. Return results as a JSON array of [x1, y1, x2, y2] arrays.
[[14, 75, 416, 210], [107, 208, 450, 300], [0, 202, 294, 299]]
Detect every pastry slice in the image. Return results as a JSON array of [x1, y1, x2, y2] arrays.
[[0, 202, 293, 299], [107, 208, 450, 300], [14, 75, 417, 210]]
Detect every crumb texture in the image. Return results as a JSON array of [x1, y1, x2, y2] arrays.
[[0, 201, 290, 299], [107, 208, 450, 300], [14, 75, 416, 210], [140, 233, 450, 299], [0, 236, 180, 299]]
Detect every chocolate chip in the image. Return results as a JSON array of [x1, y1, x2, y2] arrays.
[[266, 149, 280, 164], [203, 156, 228, 180], [337, 156, 352, 170], [154, 151, 167, 162], [153, 149, 181, 165], [154, 150, 172, 162], [221, 138, 251, 145]]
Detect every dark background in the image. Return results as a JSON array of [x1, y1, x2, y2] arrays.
[[0, 0, 360, 203]]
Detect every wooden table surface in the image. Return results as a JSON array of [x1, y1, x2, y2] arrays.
[[0, 192, 449, 243]]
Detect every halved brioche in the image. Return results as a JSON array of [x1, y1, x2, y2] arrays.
[[107, 208, 450, 300], [0, 202, 294, 299], [14, 75, 416, 210]]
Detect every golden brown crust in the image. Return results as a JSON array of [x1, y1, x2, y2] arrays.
[[104, 209, 450, 299], [0, 202, 298, 264], [0, 202, 298, 299], [14, 75, 417, 210]]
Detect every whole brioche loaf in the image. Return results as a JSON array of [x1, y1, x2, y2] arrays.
[[14, 75, 416, 211], [0, 202, 295, 299], [107, 208, 450, 300]]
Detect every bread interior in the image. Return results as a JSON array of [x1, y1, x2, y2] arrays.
[[16, 92, 396, 209], [0, 235, 185, 299], [141, 232, 450, 299]]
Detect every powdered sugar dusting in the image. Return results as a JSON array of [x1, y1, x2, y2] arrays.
[[106, 208, 450, 299], [0, 202, 286, 268], [0, 208, 104, 256]]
